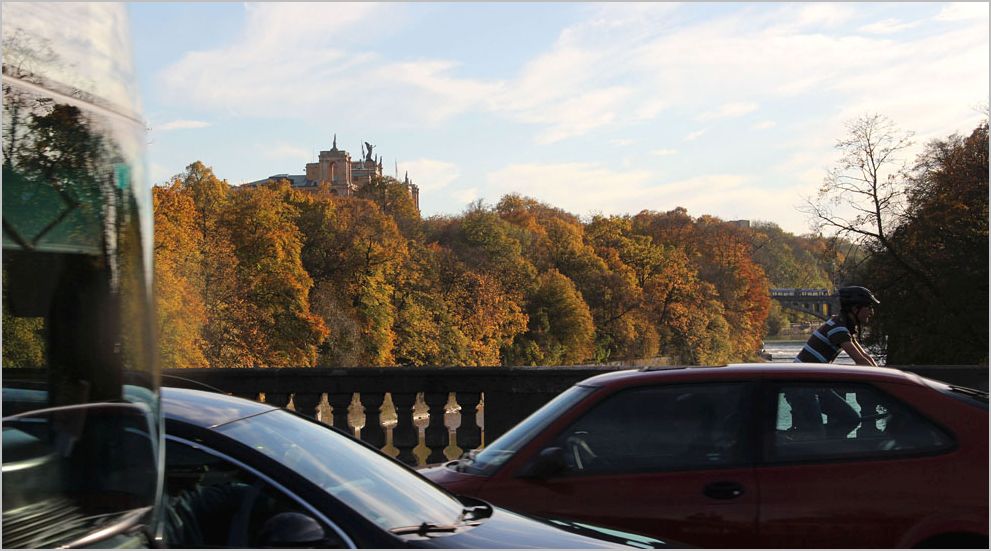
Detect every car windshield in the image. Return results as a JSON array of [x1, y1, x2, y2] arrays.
[[458, 384, 596, 476], [216, 408, 465, 531]]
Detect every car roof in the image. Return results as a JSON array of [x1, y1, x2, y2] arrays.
[[162, 386, 276, 428], [576, 363, 926, 389]]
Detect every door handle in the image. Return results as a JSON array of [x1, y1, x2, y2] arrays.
[[703, 481, 745, 500]]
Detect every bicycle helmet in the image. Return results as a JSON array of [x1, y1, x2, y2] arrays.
[[838, 286, 880, 307]]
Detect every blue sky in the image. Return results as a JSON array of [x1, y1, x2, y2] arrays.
[[129, 2, 988, 234]]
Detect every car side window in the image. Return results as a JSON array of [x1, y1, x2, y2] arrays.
[[770, 383, 954, 462], [164, 438, 347, 548], [553, 383, 750, 475]]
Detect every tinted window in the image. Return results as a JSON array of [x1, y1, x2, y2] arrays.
[[164, 438, 346, 548], [553, 383, 751, 475], [461, 384, 595, 476], [770, 383, 954, 462]]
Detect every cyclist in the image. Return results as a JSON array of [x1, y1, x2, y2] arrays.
[[796, 286, 880, 366]]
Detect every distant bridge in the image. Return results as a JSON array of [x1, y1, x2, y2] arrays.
[[769, 288, 838, 321]]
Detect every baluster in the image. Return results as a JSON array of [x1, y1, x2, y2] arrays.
[[316, 393, 333, 426], [412, 394, 431, 466], [423, 392, 449, 465], [292, 393, 322, 420], [326, 393, 352, 432], [443, 393, 463, 461], [477, 393, 486, 448], [456, 392, 483, 452], [347, 393, 366, 440], [390, 392, 419, 465], [361, 393, 386, 451], [380, 393, 400, 459]]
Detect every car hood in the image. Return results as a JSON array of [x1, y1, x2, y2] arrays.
[[402, 503, 678, 549]]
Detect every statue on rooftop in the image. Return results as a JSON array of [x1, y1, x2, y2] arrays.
[[364, 141, 375, 162]]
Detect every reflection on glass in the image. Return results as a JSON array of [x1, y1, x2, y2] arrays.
[[2, 3, 159, 548], [220, 410, 466, 531]]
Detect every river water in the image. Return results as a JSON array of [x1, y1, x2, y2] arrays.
[[763, 340, 857, 365]]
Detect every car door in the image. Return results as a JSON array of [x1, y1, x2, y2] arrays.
[[755, 381, 957, 548], [482, 382, 759, 548]]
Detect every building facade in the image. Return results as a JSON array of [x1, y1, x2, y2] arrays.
[[244, 136, 419, 209]]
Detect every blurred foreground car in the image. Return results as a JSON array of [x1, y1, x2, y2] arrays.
[[161, 387, 677, 548], [422, 364, 988, 548]]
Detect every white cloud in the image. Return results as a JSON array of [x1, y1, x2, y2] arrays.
[[936, 3, 989, 22], [155, 2, 987, 150], [451, 188, 479, 206], [651, 148, 678, 156], [157, 119, 211, 131], [157, 3, 497, 125], [858, 18, 920, 35], [483, 162, 809, 229], [753, 120, 776, 130], [397, 159, 460, 192], [611, 138, 635, 146], [698, 101, 759, 121], [486, 163, 655, 214], [684, 129, 706, 142]]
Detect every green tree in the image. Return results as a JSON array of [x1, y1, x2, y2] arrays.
[[507, 269, 595, 365], [226, 183, 328, 366]]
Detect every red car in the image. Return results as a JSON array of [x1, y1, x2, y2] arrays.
[[422, 364, 989, 548]]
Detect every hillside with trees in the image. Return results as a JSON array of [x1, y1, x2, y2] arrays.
[[152, 166, 792, 367]]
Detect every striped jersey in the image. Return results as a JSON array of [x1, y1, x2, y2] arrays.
[[794, 315, 853, 363]]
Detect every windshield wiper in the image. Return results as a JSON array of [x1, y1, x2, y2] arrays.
[[390, 522, 460, 536]]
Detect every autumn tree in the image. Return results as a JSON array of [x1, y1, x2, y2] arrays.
[[226, 182, 328, 366], [859, 121, 989, 364], [356, 175, 422, 238], [296, 194, 407, 366], [172, 162, 254, 367], [506, 268, 595, 365], [152, 183, 208, 367]]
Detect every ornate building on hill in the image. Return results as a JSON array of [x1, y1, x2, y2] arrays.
[[244, 135, 419, 209]]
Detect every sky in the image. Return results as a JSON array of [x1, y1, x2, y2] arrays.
[[129, 2, 989, 235]]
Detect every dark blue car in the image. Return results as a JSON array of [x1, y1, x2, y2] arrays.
[[162, 387, 676, 548]]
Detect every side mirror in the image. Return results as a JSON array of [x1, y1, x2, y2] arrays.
[[258, 512, 339, 548], [516, 446, 566, 479]]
